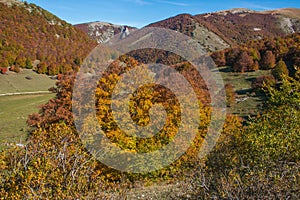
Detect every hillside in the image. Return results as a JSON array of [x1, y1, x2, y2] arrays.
[[0, 1, 300, 199], [0, 0, 97, 75], [146, 14, 230, 51], [195, 8, 300, 45], [75, 21, 136, 43], [73, 8, 300, 52], [146, 8, 300, 51]]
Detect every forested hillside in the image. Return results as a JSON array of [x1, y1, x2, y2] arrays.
[[0, 1, 97, 75], [211, 33, 300, 75], [0, 1, 299, 198], [1, 33, 300, 198], [147, 8, 300, 51]]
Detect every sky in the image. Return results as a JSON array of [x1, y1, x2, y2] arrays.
[[26, 0, 300, 28]]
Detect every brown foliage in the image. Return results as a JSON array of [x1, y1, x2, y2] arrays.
[[0, 2, 97, 75], [211, 33, 300, 73], [195, 11, 287, 45], [147, 14, 197, 37], [225, 83, 235, 107], [252, 75, 275, 93], [233, 51, 254, 72], [260, 50, 276, 69]]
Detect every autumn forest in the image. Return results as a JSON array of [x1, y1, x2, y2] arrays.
[[0, 1, 299, 199]]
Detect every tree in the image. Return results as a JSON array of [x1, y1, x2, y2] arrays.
[[37, 62, 47, 74], [211, 50, 226, 66], [0, 122, 129, 199], [190, 76, 300, 199], [14, 56, 26, 68], [226, 47, 241, 67], [25, 58, 33, 69], [272, 60, 289, 80], [10, 65, 21, 73], [251, 75, 275, 93], [233, 51, 254, 72], [0, 59, 9, 68], [225, 83, 235, 107], [249, 48, 261, 62], [260, 50, 276, 69]]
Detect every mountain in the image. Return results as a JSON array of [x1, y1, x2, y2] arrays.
[[74, 8, 299, 52], [146, 8, 300, 51], [1, 0, 299, 75], [146, 13, 230, 51], [74, 21, 137, 43], [0, 0, 97, 75]]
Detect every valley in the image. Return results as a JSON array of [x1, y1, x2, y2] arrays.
[[0, 0, 299, 199]]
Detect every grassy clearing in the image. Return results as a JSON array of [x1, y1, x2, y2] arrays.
[[218, 67, 271, 118], [0, 94, 55, 148], [0, 69, 56, 149], [0, 69, 56, 94]]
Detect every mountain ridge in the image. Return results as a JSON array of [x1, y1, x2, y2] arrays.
[[76, 7, 300, 52], [74, 21, 137, 43]]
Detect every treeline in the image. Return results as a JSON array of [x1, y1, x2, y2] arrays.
[[211, 33, 300, 76], [0, 2, 97, 75]]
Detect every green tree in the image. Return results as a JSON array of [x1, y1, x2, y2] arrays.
[[271, 60, 289, 80], [14, 56, 26, 68], [37, 62, 47, 74], [25, 58, 33, 69], [0, 59, 9, 68]]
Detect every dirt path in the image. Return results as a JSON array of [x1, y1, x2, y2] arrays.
[[0, 91, 52, 97]]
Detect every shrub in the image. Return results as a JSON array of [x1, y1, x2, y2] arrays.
[[272, 60, 289, 80], [225, 83, 236, 107], [251, 75, 275, 93]]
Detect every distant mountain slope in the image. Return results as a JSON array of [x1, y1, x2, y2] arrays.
[[146, 8, 300, 51], [74, 21, 137, 43], [195, 8, 300, 46], [262, 8, 300, 20], [0, 0, 97, 75], [146, 14, 229, 51]]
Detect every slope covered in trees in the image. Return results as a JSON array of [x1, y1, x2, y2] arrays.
[[0, 1, 299, 198], [211, 33, 300, 74], [1, 60, 299, 198], [195, 8, 300, 45], [0, 1, 97, 75], [146, 8, 300, 51]]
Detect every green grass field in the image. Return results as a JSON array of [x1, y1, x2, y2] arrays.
[[218, 67, 271, 118], [0, 69, 56, 94], [0, 94, 55, 146], [0, 69, 56, 149]]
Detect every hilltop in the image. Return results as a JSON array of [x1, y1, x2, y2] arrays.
[[0, 0, 97, 75], [75, 21, 137, 43]]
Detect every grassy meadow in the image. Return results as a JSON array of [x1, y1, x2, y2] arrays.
[[218, 67, 271, 118], [0, 69, 56, 149]]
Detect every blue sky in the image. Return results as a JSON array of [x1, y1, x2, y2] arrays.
[[27, 0, 300, 28]]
